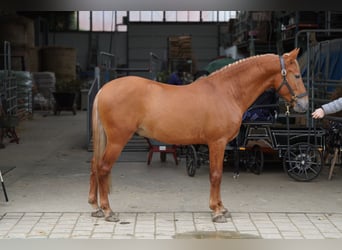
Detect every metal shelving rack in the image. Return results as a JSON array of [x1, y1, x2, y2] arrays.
[[1, 41, 17, 116], [1, 41, 19, 146], [233, 11, 278, 56]]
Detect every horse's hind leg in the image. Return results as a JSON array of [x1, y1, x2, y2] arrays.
[[98, 139, 130, 222], [208, 141, 230, 223], [88, 159, 104, 218]]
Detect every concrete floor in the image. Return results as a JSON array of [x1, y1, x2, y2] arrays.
[[0, 110, 342, 239]]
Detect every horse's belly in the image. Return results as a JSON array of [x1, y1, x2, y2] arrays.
[[136, 114, 199, 143], [137, 113, 228, 145]]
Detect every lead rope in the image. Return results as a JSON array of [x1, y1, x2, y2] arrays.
[[312, 114, 318, 155], [285, 104, 291, 163]]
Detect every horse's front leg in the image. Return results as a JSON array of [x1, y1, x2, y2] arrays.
[[208, 140, 230, 223]]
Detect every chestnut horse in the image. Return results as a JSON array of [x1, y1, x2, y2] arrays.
[[88, 48, 308, 223]]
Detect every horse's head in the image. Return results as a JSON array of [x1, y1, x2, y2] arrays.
[[275, 48, 308, 113]]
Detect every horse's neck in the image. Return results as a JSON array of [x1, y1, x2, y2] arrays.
[[209, 55, 280, 112]]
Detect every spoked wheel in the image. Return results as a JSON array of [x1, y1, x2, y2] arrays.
[[283, 143, 323, 181], [185, 145, 198, 177], [245, 145, 264, 174]]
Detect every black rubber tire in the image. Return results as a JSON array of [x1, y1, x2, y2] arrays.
[[250, 145, 264, 175], [283, 143, 323, 181], [185, 145, 198, 177]]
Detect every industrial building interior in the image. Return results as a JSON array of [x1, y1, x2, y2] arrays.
[[1, 10, 342, 241], [0, 10, 341, 169], [1, 11, 342, 149]]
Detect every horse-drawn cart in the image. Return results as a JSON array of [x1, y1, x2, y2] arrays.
[[185, 100, 326, 182]]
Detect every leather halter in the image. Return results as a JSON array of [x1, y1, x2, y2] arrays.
[[275, 56, 308, 103]]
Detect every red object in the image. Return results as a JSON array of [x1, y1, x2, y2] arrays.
[[145, 138, 178, 165]]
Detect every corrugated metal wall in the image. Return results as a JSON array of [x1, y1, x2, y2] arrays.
[[48, 32, 127, 71], [128, 23, 219, 78], [47, 23, 220, 76]]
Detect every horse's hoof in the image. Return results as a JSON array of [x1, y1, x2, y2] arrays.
[[224, 211, 231, 218], [212, 213, 227, 223], [221, 208, 231, 218], [91, 209, 105, 218], [233, 173, 239, 179], [105, 212, 120, 222]]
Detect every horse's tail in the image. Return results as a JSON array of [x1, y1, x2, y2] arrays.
[[92, 92, 110, 191]]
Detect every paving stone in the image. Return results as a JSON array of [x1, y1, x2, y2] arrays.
[[322, 232, 342, 239], [260, 233, 283, 239], [0, 212, 342, 239], [49, 233, 71, 238], [91, 233, 113, 238]]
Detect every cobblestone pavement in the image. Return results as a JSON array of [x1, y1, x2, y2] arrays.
[[1, 212, 342, 239]]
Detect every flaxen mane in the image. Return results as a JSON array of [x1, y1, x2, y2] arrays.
[[209, 54, 268, 76]]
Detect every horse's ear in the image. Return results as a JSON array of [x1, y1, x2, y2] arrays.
[[284, 48, 300, 61], [291, 48, 300, 58]]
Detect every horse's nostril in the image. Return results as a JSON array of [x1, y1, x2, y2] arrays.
[[295, 100, 309, 113]]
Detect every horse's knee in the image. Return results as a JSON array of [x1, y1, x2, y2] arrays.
[[98, 162, 112, 177], [210, 170, 222, 185]]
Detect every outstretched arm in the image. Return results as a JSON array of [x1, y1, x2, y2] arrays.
[[312, 108, 325, 119], [312, 97, 342, 119]]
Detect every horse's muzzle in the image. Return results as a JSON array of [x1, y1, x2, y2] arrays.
[[293, 98, 309, 113]]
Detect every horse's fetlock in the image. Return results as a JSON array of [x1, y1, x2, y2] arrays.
[[88, 197, 96, 205], [100, 204, 109, 211]]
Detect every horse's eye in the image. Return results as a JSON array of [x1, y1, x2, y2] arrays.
[[294, 74, 301, 79]]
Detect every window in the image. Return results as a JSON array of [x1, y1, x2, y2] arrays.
[[77, 11, 236, 32], [117, 11, 128, 32], [79, 11, 127, 32], [152, 11, 164, 21], [218, 11, 236, 22], [202, 11, 218, 22], [104, 11, 115, 31], [92, 11, 103, 31], [177, 11, 188, 22], [79, 11, 90, 31], [129, 11, 140, 22], [117, 11, 127, 25], [165, 11, 176, 22], [141, 11, 152, 22], [188, 11, 200, 22]]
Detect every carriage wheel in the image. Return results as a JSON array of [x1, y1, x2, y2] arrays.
[[283, 143, 323, 182], [250, 145, 264, 175], [185, 145, 198, 177]]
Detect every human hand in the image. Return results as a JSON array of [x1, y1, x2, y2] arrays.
[[311, 108, 325, 119]]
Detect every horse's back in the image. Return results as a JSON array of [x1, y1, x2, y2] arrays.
[[101, 75, 155, 91], [99, 75, 153, 100]]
